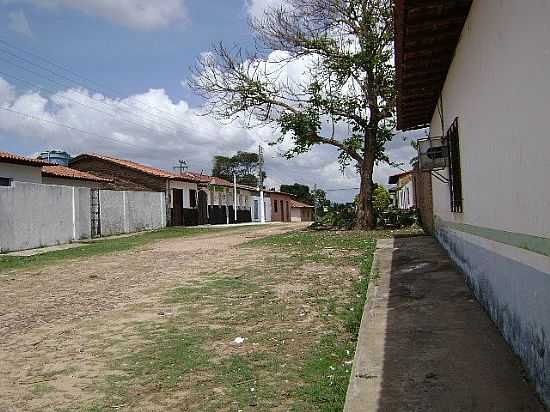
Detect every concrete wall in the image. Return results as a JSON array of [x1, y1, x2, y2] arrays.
[[100, 190, 166, 236], [0, 163, 42, 183], [0, 182, 90, 252], [428, 0, 550, 404]]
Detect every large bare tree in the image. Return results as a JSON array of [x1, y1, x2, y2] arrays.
[[190, 0, 394, 229]]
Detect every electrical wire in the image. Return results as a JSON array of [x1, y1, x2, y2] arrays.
[[0, 106, 145, 150]]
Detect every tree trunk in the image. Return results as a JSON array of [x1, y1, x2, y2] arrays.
[[355, 124, 377, 230], [355, 156, 376, 230]]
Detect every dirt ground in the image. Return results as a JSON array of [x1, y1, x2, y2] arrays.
[[0, 223, 312, 411]]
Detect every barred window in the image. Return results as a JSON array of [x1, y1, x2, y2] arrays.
[[446, 118, 463, 213]]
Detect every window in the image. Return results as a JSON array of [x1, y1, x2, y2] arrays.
[[189, 189, 197, 208], [280, 200, 284, 216], [446, 118, 463, 213], [274, 200, 278, 212], [0, 177, 12, 186]]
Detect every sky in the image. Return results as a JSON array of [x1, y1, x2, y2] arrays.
[[0, 0, 422, 202]]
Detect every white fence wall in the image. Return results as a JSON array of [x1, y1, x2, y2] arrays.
[[0, 182, 166, 253], [0, 182, 91, 253], [100, 190, 166, 237]]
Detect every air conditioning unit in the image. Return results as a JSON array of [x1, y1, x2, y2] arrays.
[[417, 136, 448, 171]]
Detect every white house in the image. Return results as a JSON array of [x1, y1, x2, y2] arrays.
[[0, 151, 46, 185], [395, 0, 550, 405], [388, 171, 415, 210]]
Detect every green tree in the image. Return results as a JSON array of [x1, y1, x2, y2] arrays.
[[191, 0, 395, 229], [372, 185, 391, 214], [212, 151, 262, 187], [280, 183, 314, 204]]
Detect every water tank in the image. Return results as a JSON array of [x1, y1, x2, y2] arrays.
[[38, 150, 72, 166]]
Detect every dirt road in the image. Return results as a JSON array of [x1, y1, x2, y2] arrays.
[[0, 223, 302, 411]]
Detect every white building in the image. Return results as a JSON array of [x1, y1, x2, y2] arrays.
[[395, 0, 550, 405], [0, 151, 46, 185], [388, 171, 415, 210]]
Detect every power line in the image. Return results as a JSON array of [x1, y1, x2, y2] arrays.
[[0, 106, 145, 150], [0, 52, 181, 135], [0, 69, 178, 137], [0, 38, 188, 127], [0, 37, 187, 125]]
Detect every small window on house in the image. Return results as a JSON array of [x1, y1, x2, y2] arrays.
[[280, 200, 283, 215], [0, 177, 12, 186], [446, 118, 463, 213], [189, 189, 197, 208], [274, 200, 278, 212]]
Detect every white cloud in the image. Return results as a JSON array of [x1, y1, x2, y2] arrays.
[[8, 0, 187, 30], [0, 71, 417, 204], [7, 10, 33, 37]]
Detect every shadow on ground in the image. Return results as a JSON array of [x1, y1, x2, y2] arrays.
[[376, 236, 546, 411]]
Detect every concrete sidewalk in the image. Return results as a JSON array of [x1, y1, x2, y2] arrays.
[[345, 236, 546, 412]]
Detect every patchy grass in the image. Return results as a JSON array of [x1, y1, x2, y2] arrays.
[[15, 227, 422, 411], [0, 225, 262, 274], [31, 382, 56, 396]]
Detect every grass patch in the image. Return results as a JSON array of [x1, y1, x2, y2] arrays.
[[0, 225, 261, 274], [31, 382, 55, 396], [243, 228, 391, 410], [90, 321, 215, 410]]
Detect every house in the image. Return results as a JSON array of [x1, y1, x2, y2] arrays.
[[388, 171, 415, 210], [269, 190, 295, 222], [0, 151, 47, 185], [395, 0, 550, 405], [70, 153, 205, 226], [42, 165, 112, 188], [289, 200, 314, 222], [205, 176, 254, 224]]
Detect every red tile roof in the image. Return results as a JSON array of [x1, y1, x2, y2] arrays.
[[70, 153, 203, 183], [42, 165, 113, 183], [290, 200, 314, 208], [395, 0, 472, 130], [0, 151, 48, 167]]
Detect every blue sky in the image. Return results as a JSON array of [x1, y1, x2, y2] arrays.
[[0, 0, 416, 202]]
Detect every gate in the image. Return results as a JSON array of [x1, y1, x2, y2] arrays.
[[90, 189, 101, 238], [197, 190, 208, 225]]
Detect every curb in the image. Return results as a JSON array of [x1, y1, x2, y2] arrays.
[[343, 238, 392, 411]]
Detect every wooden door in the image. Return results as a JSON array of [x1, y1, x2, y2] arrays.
[[172, 189, 183, 226], [197, 190, 208, 225]]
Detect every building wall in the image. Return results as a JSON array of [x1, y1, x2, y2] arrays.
[[413, 165, 433, 234], [168, 180, 198, 209], [42, 177, 101, 188], [428, 0, 550, 404], [0, 163, 42, 183], [396, 180, 415, 210], [251, 193, 271, 222], [291, 208, 313, 222], [70, 157, 166, 191], [270, 193, 292, 222], [0, 182, 90, 252]]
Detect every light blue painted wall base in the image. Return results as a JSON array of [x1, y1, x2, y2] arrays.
[[435, 224, 550, 406]]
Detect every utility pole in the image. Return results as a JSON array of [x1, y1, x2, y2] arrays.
[[258, 145, 265, 223], [233, 172, 238, 223], [173, 160, 188, 175], [313, 183, 319, 223]]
